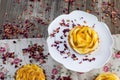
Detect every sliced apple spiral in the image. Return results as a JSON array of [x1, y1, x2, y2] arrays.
[[15, 64, 45, 80], [95, 73, 119, 80], [68, 26, 99, 54]]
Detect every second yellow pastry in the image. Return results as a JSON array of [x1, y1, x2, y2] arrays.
[[15, 64, 45, 80]]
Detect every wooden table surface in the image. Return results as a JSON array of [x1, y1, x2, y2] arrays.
[[0, 0, 120, 39]]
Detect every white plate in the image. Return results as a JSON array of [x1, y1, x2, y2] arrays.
[[47, 10, 113, 72]]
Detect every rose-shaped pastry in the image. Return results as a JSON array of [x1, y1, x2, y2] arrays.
[[95, 73, 119, 80], [15, 64, 45, 80], [68, 26, 99, 54]]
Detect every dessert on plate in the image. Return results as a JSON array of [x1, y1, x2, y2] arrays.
[[15, 64, 45, 80], [95, 72, 119, 80], [68, 25, 99, 54]]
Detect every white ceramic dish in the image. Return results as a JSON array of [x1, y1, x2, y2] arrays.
[[47, 10, 113, 72]]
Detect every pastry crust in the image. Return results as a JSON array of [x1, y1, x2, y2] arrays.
[[15, 64, 45, 80], [68, 26, 99, 54]]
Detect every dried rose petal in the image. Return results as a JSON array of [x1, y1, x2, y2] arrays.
[[103, 66, 109, 72], [22, 43, 47, 64], [52, 68, 58, 75], [51, 75, 55, 79], [115, 51, 120, 58], [0, 47, 6, 53], [0, 72, 4, 79], [12, 58, 22, 64]]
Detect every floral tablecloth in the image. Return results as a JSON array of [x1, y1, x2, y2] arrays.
[[0, 34, 120, 80]]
